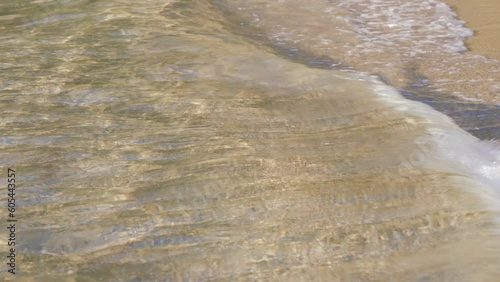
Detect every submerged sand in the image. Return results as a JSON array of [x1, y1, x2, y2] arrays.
[[445, 0, 500, 61]]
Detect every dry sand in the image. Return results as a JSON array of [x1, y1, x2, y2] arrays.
[[444, 0, 500, 61]]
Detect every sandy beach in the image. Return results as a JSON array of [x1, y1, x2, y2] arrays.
[[444, 0, 500, 60]]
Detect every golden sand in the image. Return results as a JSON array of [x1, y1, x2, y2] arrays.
[[444, 0, 500, 61]]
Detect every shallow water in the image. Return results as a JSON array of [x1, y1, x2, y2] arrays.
[[0, 0, 499, 281]]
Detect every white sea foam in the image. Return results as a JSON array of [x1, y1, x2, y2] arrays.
[[247, 0, 474, 58], [368, 75, 500, 205], [330, 0, 473, 55]]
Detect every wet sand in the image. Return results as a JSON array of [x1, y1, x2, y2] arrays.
[[444, 0, 500, 61], [416, 0, 500, 105]]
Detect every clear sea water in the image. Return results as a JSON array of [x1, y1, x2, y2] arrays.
[[0, 0, 499, 281]]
